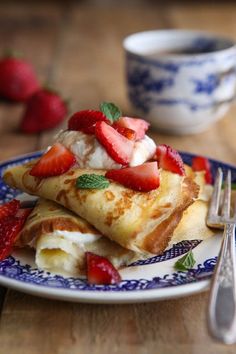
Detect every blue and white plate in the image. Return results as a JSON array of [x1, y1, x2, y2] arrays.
[[0, 151, 234, 303]]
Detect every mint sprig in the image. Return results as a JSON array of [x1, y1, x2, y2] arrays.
[[174, 250, 196, 271], [76, 174, 110, 189], [100, 102, 121, 123]]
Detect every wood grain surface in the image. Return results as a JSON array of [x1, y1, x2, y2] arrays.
[[0, 1, 236, 353]]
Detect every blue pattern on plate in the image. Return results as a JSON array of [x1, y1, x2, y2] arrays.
[[130, 240, 201, 266], [0, 255, 217, 291], [0, 152, 235, 292]]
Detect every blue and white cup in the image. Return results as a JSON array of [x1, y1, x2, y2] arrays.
[[124, 30, 236, 134]]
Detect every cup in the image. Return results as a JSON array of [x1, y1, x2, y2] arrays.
[[123, 30, 236, 135]]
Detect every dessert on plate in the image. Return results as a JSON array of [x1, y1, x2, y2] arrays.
[[1, 102, 215, 284], [19, 198, 136, 276]]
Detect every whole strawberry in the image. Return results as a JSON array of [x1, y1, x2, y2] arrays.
[[20, 89, 68, 133], [0, 56, 39, 102]]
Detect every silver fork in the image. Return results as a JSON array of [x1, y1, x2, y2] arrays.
[[207, 168, 236, 344]]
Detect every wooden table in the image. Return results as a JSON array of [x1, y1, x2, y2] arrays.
[[0, 1, 236, 353]]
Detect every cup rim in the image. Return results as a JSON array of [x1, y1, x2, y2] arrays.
[[123, 29, 236, 59]]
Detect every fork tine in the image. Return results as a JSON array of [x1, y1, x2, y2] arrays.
[[208, 168, 223, 218], [221, 170, 231, 219], [232, 182, 236, 221]]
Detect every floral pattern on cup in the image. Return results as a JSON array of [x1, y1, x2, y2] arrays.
[[124, 30, 236, 134]]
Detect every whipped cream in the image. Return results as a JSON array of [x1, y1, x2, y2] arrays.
[[35, 230, 101, 276], [55, 130, 156, 169], [130, 135, 156, 167], [48, 229, 101, 245]]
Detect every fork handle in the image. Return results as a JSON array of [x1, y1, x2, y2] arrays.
[[208, 223, 236, 344]]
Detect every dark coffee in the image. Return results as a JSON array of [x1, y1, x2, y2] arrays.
[[150, 47, 216, 57]]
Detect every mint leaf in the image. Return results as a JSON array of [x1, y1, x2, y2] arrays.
[[76, 174, 110, 189], [174, 250, 196, 271], [100, 102, 121, 123]]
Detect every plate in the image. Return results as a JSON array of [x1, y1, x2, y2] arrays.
[[0, 151, 234, 304]]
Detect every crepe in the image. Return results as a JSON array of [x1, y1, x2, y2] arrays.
[[19, 193, 213, 277], [170, 165, 215, 243], [19, 198, 136, 276], [3, 160, 199, 255]]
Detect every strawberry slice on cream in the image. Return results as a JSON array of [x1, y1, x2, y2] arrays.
[[106, 162, 160, 192], [95, 121, 135, 165], [113, 117, 150, 140], [55, 127, 156, 170], [30, 143, 76, 177], [68, 110, 109, 134]]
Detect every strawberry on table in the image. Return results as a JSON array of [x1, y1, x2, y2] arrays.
[[20, 89, 68, 133], [0, 199, 20, 219], [155, 144, 185, 176], [86, 252, 121, 285], [192, 156, 213, 184], [68, 110, 109, 134], [105, 162, 160, 192], [0, 55, 39, 102], [95, 121, 134, 165], [30, 143, 76, 177], [114, 117, 150, 140]]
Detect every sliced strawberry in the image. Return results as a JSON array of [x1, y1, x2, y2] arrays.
[[86, 252, 121, 285], [105, 162, 160, 192], [112, 125, 136, 140], [155, 144, 185, 176], [0, 199, 20, 220], [0, 216, 25, 260], [115, 117, 150, 140], [68, 110, 108, 134], [192, 156, 213, 184], [30, 143, 76, 178], [16, 207, 33, 220], [95, 121, 134, 165]]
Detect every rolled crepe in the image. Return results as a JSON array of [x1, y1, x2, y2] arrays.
[[4, 161, 199, 255], [19, 198, 136, 276], [20, 195, 213, 277]]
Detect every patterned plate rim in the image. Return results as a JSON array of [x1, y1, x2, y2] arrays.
[[0, 150, 234, 302]]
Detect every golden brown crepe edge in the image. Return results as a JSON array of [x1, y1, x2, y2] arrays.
[[141, 177, 200, 254]]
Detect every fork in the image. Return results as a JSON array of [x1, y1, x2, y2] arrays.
[[207, 168, 236, 344]]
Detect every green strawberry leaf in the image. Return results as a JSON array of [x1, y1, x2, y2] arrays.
[[100, 102, 121, 123], [76, 174, 110, 189], [174, 250, 196, 271]]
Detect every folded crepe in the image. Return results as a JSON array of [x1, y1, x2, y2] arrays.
[[19, 190, 214, 277], [171, 167, 214, 243], [3, 160, 200, 255], [19, 198, 136, 276]]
